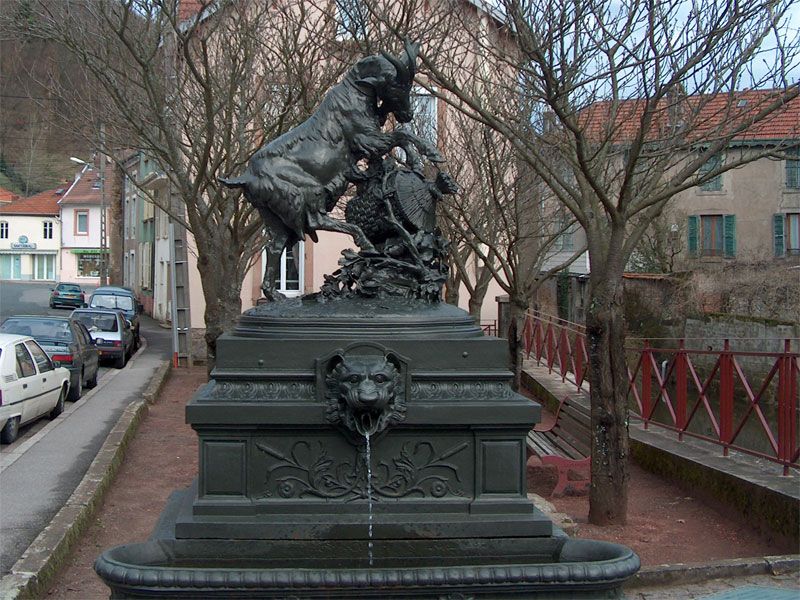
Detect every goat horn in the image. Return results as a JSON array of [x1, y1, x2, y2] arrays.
[[404, 38, 419, 79], [381, 49, 409, 84]]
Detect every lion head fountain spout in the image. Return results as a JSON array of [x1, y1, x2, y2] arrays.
[[323, 345, 408, 440]]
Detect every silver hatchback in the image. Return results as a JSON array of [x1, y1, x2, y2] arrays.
[[70, 309, 135, 369]]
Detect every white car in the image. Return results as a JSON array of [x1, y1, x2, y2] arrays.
[[0, 333, 71, 444]]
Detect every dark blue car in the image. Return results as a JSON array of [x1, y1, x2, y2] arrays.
[[49, 283, 87, 309], [0, 315, 99, 401]]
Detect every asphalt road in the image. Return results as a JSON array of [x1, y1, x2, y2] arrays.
[[0, 282, 173, 576], [0, 281, 97, 323]]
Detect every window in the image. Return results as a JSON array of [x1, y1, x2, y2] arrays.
[[141, 242, 153, 290], [26, 341, 53, 372], [15, 343, 36, 378], [131, 197, 137, 237], [774, 213, 800, 257], [43, 221, 53, 239], [143, 198, 155, 221], [699, 153, 723, 191], [687, 214, 736, 258], [34, 254, 55, 280], [264, 241, 304, 297], [128, 250, 135, 286], [77, 252, 102, 277], [787, 146, 800, 189], [76, 211, 89, 235], [0, 221, 7, 239], [554, 217, 574, 251], [410, 86, 438, 146], [0, 254, 21, 279], [335, 0, 367, 39]]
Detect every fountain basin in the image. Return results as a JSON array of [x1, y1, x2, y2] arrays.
[[95, 535, 640, 598]]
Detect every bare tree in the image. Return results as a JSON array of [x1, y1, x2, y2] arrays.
[[627, 207, 686, 273], [5, 0, 353, 362], [437, 110, 586, 388], [398, 0, 800, 524]]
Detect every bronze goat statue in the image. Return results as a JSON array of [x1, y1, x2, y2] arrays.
[[219, 40, 443, 299]]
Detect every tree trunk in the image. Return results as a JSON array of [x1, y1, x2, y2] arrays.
[[107, 165, 123, 286], [195, 246, 245, 373], [586, 275, 630, 525], [444, 269, 461, 306], [467, 271, 492, 324], [506, 297, 529, 391], [468, 296, 484, 323]]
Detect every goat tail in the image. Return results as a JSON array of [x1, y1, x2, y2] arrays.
[[218, 175, 247, 189]]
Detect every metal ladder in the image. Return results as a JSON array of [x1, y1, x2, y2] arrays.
[[169, 219, 193, 367]]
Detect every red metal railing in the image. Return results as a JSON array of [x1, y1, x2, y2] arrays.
[[481, 320, 498, 337], [522, 311, 589, 391], [522, 310, 799, 474]]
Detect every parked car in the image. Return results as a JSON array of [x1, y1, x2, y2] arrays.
[[70, 309, 134, 369], [49, 283, 88, 309], [87, 287, 142, 349], [0, 333, 71, 444], [0, 316, 100, 401]]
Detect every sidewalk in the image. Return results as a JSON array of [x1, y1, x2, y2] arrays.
[[0, 343, 171, 600], [2, 360, 798, 599]]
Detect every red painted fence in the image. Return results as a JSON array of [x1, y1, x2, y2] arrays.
[[522, 311, 799, 474]]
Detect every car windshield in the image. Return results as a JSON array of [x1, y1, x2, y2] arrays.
[[0, 318, 73, 341], [58, 284, 82, 293], [92, 294, 134, 311], [74, 313, 119, 333]]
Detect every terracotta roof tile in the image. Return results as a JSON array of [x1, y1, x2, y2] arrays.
[[177, 0, 205, 22], [0, 187, 21, 204], [580, 89, 800, 144], [59, 164, 113, 205], [0, 188, 63, 215]]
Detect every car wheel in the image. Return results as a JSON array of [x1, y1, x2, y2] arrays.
[[115, 352, 127, 369], [68, 370, 83, 401], [86, 366, 98, 389], [50, 386, 67, 418], [0, 416, 20, 444]]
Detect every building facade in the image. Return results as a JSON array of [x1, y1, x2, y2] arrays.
[[676, 145, 800, 266], [0, 188, 62, 281], [58, 163, 112, 284]]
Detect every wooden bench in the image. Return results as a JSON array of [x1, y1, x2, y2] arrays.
[[526, 395, 591, 497]]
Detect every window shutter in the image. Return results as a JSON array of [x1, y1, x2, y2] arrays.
[[723, 214, 736, 258], [787, 147, 800, 189], [687, 216, 699, 258], [700, 153, 723, 191], [773, 214, 785, 257]]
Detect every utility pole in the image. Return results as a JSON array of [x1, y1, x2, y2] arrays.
[[99, 122, 108, 286]]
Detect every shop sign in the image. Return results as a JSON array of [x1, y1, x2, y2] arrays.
[[11, 235, 35, 250]]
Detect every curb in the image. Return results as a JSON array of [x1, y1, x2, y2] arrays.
[[626, 554, 800, 590], [0, 359, 172, 600]]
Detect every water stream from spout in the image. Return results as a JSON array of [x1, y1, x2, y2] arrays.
[[365, 431, 374, 567]]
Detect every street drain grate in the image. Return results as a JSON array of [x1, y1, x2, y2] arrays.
[[699, 586, 799, 600]]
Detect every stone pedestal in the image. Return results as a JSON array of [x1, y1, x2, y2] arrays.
[[179, 298, 551, 541]]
